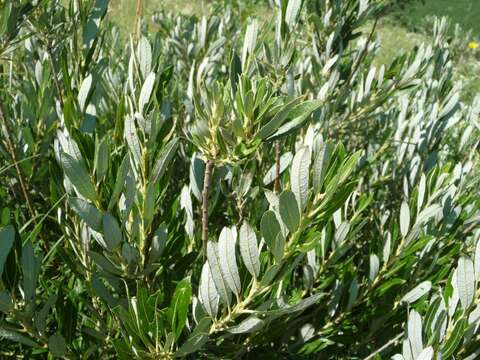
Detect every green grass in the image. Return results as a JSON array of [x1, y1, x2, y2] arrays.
[[373, 20, 426, 66], [107, 0, 479, 100], [391, 0, 480, 36]]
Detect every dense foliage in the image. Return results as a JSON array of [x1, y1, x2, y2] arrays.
[[1, 0, 480, 358]]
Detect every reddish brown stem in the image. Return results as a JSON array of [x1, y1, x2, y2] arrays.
[[202, 160, 214, 259]]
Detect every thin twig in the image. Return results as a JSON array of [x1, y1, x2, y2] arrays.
[[363, 332, 403, 360], [46, 45, 64, 108], [0, 101, 37, 222], [202, 159, 214, 259]]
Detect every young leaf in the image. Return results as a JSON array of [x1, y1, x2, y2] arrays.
[[239, 222, 260, 279], [218, 227, 241, 296], [291, 146, 311, 211], [279, 190, 300, 233], [168, 278, 192, 340]]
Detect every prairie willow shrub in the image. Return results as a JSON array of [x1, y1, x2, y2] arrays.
[[1, 0, 480, 359]]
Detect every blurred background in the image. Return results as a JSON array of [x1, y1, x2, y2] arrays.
[[103, 0, 480, 101]]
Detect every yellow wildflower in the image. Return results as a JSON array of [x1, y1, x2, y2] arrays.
[[468, 41, 479, 50]]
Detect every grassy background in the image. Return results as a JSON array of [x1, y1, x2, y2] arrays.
[[390, 0, 480, 35], [107, 0, 480, 99]]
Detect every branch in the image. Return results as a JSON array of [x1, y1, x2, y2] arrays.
[[202, 159, 214, 259], [363, 332, 403, 360], [0, 101, 37, 222]]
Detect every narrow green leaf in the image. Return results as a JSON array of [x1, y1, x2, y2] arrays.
[[34, 294, 57, 333], [218, 227, 241, 296], [313, 141, 333, 193], [48, 334, 66, 357], [21, 241, 40, 303], [242, 19, 258, 66], [89, 251, 122, 275], [0, 327, 37, 347], [0, 225, 15, 278], [264, 293, 325, 317], [108, 154, 130, 211], [124, 115, 141, 167], [150, 138, 179, 184], [175, 318, 211, 357], [61, 152, 97, 202], [285, 0, 302, 29], [475, 240, 480, 281], [168, 278, 192, 340], [261, 211, 283, 262], [94, 137, 109, 182], [78, 74, 92, 111], [267, 100, 323, 140], [228, 316, 264, 334], [279, 190, 300, 233], [0, 290, 12, 313], [139, 72, 155, 113], [441, 319, 466, 357], [401, 281, 432, 304], [147, 225, 168, 267], [263, 152, 293, 185], [291, 146, 311, 211], [207, 242, 231, 307], [102, 213, 122, 249], [69, 197, 102, 232]]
